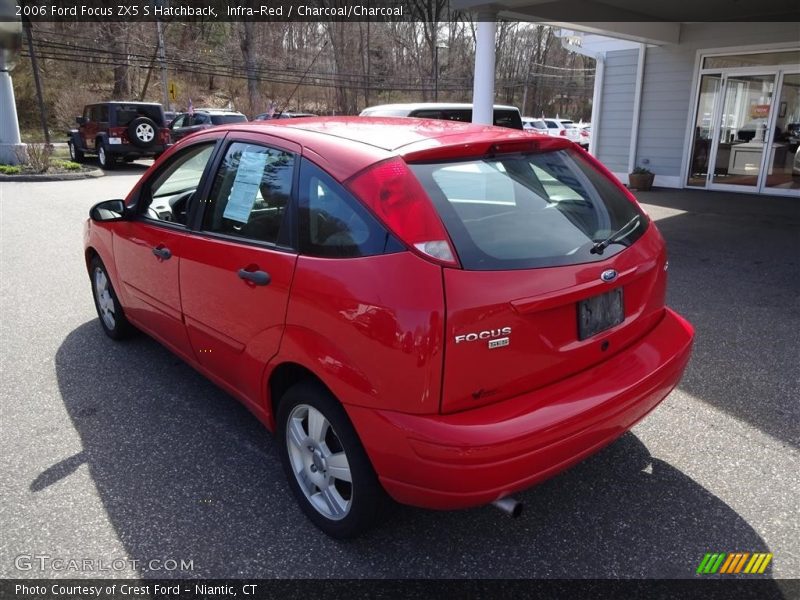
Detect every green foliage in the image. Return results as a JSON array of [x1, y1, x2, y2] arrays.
[[631, 166, 653, 175], [0, 165, 22, 175], [52, 159, 82, 171]]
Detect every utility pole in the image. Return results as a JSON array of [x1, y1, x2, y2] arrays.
[[434, 46, 439, 102], [23, 18, 49, 144], [156, 19, 169, 110]]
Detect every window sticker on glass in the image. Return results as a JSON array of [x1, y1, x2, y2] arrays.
[[223, 151, 270, 223]]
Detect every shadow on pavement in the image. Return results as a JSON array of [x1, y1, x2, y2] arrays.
[[51, 320, 780, 582], [638, 189, 800, 448]]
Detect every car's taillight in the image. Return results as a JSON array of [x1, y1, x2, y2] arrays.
[[559, 129, 567, 136], [109, 126, 127, 139], [346, 157, 459, 267]]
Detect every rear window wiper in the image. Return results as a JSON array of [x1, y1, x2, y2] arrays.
[[590, 214, 641, 255]]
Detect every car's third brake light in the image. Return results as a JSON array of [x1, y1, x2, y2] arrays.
[[346, 157, 459, 267]]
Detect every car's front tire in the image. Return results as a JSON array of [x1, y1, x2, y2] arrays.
[[90, 256, 133, 340], [68, 141, 84, 163], [277, 381, 387, 539]]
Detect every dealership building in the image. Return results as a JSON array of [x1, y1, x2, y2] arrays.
[[458, 2, 800, 197]]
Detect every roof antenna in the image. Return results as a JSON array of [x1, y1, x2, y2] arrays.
[[275, 40, 330, 116]]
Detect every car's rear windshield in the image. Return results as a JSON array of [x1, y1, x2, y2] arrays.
[[408, 149, 647, 270], [210, 114, 248, 125], [114, 105, 164, 126]]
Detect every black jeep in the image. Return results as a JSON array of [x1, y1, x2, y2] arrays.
[[68, 102, 171, 169]]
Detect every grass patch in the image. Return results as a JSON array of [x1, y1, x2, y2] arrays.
[[0, 165, 22, 175], [52, 159, 82, 171]]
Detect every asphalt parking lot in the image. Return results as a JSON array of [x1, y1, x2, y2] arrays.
[[1, 165, 798, 583]]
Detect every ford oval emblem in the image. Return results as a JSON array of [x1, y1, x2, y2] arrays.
[[601, 269, 618, 282]]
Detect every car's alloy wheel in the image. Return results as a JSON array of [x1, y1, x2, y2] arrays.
[[135, 123, 155, 143], [286, 403, 353, 520], [90, 256, 132, 340], [277, 382, 387, 538]]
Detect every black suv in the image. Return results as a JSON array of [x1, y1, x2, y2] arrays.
[[68, 102, 171, 169], [168, 109, 248, 142]]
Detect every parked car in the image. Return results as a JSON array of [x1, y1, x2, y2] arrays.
[[522, 117, 548, 132], [541, 117, 584, 144], [68, 101, 171, 169], [360, 103, 523, 130], [253, 111, 317, 121], [168, 109, 248, 142], [84, 117, 694, 538], [577, 123, 592, 149]]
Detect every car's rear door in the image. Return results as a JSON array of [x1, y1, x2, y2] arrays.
[[179, 132, 299, 403], [112, 137, 220, 359], [407, 146, 667, 414]]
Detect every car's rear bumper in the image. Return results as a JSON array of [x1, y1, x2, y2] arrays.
[[346, 307, 694, 510], [105, 143, 167, 156]]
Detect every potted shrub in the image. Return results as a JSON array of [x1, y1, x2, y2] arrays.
[[628, 166, 655, 191]]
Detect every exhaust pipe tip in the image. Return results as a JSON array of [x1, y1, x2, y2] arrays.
[[492, 497, 524, 518]]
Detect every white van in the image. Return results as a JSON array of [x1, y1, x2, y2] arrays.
[[360, 103, 524, 130]]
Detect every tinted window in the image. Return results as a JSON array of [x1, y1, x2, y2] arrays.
[[171, 115, 186, 128], [298, 159, 399, 258], [114, 104, 163, 125], [210, 114, 247, 125], [193, 114, 211, 125], [493, 110, 523, 130], [143, 143, 215, 226], [203, 142, 294, 245], [409, 149, 647, 270]]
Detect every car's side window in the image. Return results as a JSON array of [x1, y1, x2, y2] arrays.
[[298, 159, 399, 258], [140, 143, 216, 226], [171, 115, 185, 128], [202, 142, 294, 246]]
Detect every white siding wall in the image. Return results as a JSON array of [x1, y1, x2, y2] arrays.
[[597, 22, 800, 183], [596, 49, 637, 173]]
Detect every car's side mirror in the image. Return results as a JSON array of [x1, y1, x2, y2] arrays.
[[76, 116, 87, 125], [90, 199, 127, 222]]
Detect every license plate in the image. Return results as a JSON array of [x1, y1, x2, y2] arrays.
[[578, 288, 624, 340], [109, 137, 122, 145]]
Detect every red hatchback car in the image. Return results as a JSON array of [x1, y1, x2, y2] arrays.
[[84, 117, 694, 538]]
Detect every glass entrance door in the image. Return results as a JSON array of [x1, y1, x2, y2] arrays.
[[763, 72, 800, 194], [707, 73, 776, 190]]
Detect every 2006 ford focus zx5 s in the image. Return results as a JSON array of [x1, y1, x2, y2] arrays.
[[84, 117, 694, 538]]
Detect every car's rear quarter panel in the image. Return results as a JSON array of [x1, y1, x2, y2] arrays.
[[280, 251, 445, 416]]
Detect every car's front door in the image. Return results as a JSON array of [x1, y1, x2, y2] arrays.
[[180, 133, 299, 405], [113, 137, 219, 359]]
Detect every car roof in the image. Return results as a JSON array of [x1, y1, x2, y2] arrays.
[[208, 116, 558, 181], [193, 109, 245, 115], [363, 102, 519, 112], [93, 101, 162, 107]]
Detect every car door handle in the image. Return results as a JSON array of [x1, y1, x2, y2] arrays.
[[238, 268, 271, 286], [152, 246, 172, 260]]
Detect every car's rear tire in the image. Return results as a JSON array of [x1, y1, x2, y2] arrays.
[[276, 381, 387, 539], [68, 141, 84, 163], [90, 256, 133, 340], [97, 143, 116, 170]]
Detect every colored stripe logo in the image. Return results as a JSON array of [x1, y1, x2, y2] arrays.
[[697, 552, 773, 574]]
